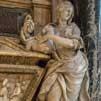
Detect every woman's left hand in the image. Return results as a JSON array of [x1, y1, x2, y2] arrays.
[[33, 43, 50, 53]]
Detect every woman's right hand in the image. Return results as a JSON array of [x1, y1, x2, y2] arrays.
[[38, 34, 54, 44], [33, 43, 50, 53]]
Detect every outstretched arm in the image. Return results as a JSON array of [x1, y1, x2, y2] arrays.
[[39, 34, 76, 49]]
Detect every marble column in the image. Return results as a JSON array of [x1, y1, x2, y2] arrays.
[[78, 0, 99, 100]]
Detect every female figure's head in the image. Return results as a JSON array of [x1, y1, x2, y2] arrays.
[[56, 1, 74, 24]]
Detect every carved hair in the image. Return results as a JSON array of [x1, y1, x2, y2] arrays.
[[23, 14, 34, 33], [24, 14, 32, 23], [20, 14, 35, 43], [55, 1, 74, 23]]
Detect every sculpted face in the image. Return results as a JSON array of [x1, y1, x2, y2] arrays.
[[60, 7, 73, 21], [56, 1, 74, 23]]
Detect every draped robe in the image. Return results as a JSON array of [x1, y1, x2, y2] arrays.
[[37, 23, 90, 101]]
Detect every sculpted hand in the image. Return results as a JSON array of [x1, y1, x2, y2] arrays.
[[33, 43, 50, 53], [38, 34, 53, 43]]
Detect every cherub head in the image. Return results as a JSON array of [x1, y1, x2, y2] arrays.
[[56, 1, 74, 24]]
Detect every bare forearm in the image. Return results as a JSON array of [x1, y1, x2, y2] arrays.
[[49, 35, 74, 48]]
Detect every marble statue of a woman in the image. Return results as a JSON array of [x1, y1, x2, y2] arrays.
[[37, 1, 90, 101]]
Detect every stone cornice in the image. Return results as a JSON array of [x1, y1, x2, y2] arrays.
[[0, 0, 32, 8]]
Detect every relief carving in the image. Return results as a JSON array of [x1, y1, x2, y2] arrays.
[[0, 76, 30, 101]]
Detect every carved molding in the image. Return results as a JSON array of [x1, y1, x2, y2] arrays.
[[23, 68, 46, 101], [0, 0, 51, 8], [0, 0, 32, 8], [0, 64, 42, 73]]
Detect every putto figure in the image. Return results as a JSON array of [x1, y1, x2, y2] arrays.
[[37, 1, 90, 101], [20, 14, 49, 53], [20, 14, 35, 51]]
